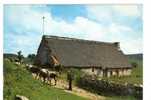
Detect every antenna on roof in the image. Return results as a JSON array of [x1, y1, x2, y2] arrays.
[[42, 16, 45, 36]]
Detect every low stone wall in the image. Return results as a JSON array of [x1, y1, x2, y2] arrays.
[[82, 68, 132, 77], [76, 75, 142, 99]]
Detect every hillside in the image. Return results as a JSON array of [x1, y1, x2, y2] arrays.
[[3, 59, 87, 100], [3, 53, 18, 59], [126, 53, 143, 61]]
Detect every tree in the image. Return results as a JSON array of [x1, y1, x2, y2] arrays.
[[17, 51, 23, 64], [27, 54, 36, 62]]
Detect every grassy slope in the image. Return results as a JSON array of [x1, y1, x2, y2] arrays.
[[3, 59, 87, 100], [128, 58, 143, 84], [106, 96, 136, 100]]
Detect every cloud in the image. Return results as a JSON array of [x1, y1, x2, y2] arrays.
[[4, 32, 41, 55], [86, 5, 114, 23], [120, 38, 143, 54], [86, 5, 142, 54], [113, 5, 141, 17], [4, 5, 143, 56], [4, 5, 107, 55], [87, 5, 141, 21]]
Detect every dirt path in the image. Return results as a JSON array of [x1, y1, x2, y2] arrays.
[[32, 73, 105, 100], [53, 79, 106, 100]]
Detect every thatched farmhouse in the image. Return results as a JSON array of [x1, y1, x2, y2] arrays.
[[35, 35, 132, 77]]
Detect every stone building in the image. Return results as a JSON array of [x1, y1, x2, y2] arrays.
[[35, 35, 132, 77]]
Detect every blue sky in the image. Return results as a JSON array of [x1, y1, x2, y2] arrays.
[[4, 5, 143, 56]]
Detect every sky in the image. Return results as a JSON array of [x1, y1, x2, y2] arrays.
[[4, 5, 143, 56]]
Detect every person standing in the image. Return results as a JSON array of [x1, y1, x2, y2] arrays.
[[67, 70, 74, 91]]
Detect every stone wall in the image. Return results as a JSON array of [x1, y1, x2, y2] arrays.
[[76, 75, 143, 99], [82, 67, 132, 77]]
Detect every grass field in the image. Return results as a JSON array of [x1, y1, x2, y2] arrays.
[[3, 59, 87, 100], [106, 96, 137, 100]]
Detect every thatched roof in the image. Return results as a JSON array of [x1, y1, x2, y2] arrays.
[[37, 35, 131, 69]]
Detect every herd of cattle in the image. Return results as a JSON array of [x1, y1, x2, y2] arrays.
[[25, 64, 58, 85]]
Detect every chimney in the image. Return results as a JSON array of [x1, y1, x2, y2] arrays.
[[113, 42, 120, 50]]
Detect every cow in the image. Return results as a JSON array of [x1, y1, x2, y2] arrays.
[[26, 64, 40, 79], [26, 64, 58, 85], [47, 71, 58, 85], [39, 69, 58, 85]]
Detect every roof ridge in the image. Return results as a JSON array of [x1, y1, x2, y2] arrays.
[[43, 35, 116, 45]]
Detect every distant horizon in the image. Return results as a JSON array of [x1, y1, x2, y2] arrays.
[[4, 5, 143, 56]]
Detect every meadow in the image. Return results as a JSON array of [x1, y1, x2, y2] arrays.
[[3, 59, 87, 100]]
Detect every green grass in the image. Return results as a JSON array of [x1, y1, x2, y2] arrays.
[[105, 95, 136, 100], [3, 59, 88, 100]]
